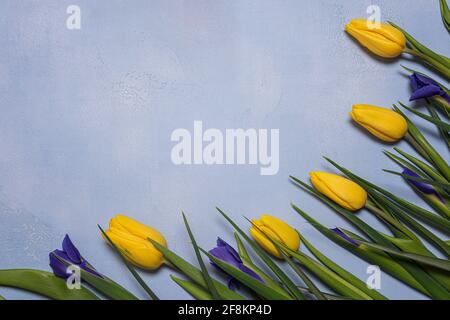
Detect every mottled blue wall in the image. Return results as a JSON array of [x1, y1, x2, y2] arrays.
[[0, 0, 448, 299]]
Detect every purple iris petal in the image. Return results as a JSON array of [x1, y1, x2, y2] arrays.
[[50, 234, 102, 279], [402, 168, 444, 203], [209, 237, 265, 291], [409, 73, 450, 104], [331, 228, 360, 246], [49, 252, 70, 278], [216, 238, 242, 263], [62, 234, 82, 264], [403, 168, 435, 194]]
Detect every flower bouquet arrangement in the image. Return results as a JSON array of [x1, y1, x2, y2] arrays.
[[0, 1, 449, 301]]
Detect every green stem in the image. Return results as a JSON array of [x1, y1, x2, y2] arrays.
[[404, 48, 450, 79], [404, 133, 433, 164]]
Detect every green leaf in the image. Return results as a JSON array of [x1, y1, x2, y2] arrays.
[[383, 169, 450, 190], [217, 207, 306, 300], [399, 102, 450, 131], [279, 251, 327, 301], [395, 105, 450, 181], [393, 147, 447, 185], [365, 198, 419, 241], [369, 192, 450, 258], [427, 103, 450, 149], [149, 239, 245, 300], [98, 225, 159, 300], [381, 235, 450, 291], [298, 233, 387, 300], [323, 157, 450, 234], [360, 241, 450, 273], [201, 249, 292, 300], [171, 275, 213, 300], [234, 232, 252, 265], [440, 0, 450, 33], [0, 294, 4, 300], [382, 170, 450, 219], [291, 204, 428, 296], [286, 249, 372, 300], [389, 22, 450, 71], [182, 212, 221, 300], [0, 269, 99, 300], [51, 253, 138, 300]]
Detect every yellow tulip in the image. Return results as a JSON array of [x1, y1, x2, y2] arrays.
[[310, 172, 367, 211], [351, 104, 408, 142], [104, 215, 167, 270], [249, 215, 300, 258], [345, 19, 406, 58]]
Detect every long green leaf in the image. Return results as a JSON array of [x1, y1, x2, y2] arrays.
[[149, 239, 245, 300], [383, 169, 450, 190], [440, 0, 450, 32], [298, 233, 387, 300], [0, 269, 99, 300], [286, 249, 372, 300], [393, 147, 448, 184], [171, 275, 213, 300], [98, 225, 159, 300], [399, 102, 450, 131], [360, 241, 450, 273], [202, 249, 292, 300], [182, 212, 221, 300], [216, 207, 306, 300], [370, 192, 450, 258], [395, 105, 450, 181], [428, 103, 450, 149], [389, 22, 450, 69]]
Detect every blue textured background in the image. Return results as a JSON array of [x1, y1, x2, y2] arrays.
[[0, 0, 448, 300]]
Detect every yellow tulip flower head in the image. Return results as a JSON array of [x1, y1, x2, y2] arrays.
[[351, 104, 408, 142], [104, 215, 167, 270], [345, 19, 406, 58], [310, 172, 367, 211], [249, 215, 300, 258]]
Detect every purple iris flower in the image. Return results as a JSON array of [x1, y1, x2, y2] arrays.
[[331, 228, 359, 246], [409, 73, 450, 104], [402, 168, 444, 203], [49, 234, 102, 279], [209, 238, 264, 290]]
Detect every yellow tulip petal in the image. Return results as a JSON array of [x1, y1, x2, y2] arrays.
[[348, 19, 405, 47], [106, 228, 164, 270], [310, 172, 367, 211], [345, 19, 405, 58], [351, 104, 408, 142], [250, 222, 282, 258], [113, 214, 167, 247], [259, 215, 300, 251]]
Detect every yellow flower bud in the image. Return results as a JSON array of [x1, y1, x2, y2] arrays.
[[351, 104, 408, 142], [104, 215, 167, 270], [310, 172, 367, 211], [345, 19, 406, 58], [249, 215, 300, 258]]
